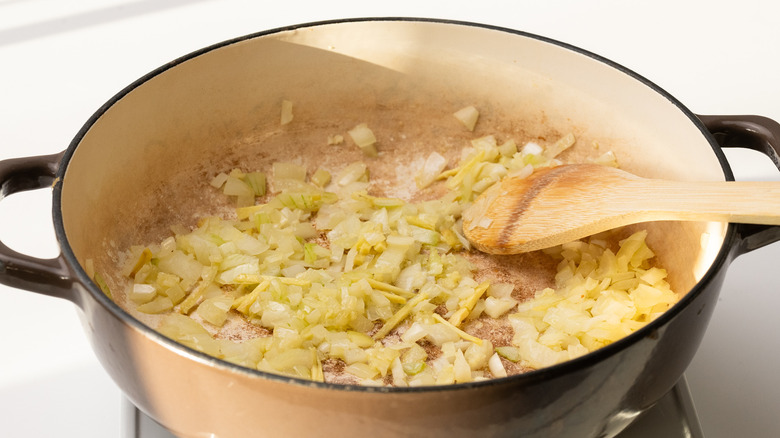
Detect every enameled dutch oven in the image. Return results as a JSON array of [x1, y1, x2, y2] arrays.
[[2, 18, 780, 438]]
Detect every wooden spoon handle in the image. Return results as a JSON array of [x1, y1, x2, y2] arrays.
[[619, 179, 780, 225]]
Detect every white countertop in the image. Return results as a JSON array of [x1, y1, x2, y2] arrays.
[[1, 1, 779, 436]]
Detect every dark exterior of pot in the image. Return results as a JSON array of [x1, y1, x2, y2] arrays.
[[1, 18, 779, 438]]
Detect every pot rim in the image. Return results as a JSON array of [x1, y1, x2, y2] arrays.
[[51, 16, 739, 393]]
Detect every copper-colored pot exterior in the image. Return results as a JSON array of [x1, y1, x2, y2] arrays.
[[1, 19, 780, 438]]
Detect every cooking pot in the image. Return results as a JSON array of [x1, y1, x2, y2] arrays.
[[1, 18, 779, 438]]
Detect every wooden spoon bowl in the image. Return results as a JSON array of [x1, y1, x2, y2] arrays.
[[462, 163, 780, 254]]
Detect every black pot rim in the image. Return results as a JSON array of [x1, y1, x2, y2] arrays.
[[51, 16, 739, 394]]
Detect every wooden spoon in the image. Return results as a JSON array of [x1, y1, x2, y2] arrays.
[[462, 163, 780, 254]]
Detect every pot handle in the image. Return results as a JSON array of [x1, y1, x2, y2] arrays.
[[698, 114, 780, 254], [0, 153, 79, 303]]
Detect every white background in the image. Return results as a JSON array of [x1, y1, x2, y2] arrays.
[[1, 1, 779, 436]]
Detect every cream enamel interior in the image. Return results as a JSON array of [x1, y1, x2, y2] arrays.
[[61, 20, 726, 347]]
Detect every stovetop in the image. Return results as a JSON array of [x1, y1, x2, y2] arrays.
[[122, 377, 703, 438]]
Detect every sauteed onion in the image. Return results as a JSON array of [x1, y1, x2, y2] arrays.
[[108, 120, 678, 386]]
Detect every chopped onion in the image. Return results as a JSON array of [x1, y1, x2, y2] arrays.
[[415, 151, 447, 189], [137, 296, 174, 314], [223, 176, 255, 207], [348, 123, 378, 157], [120, 119, 677, 387], [336, 162, 368, 186], [508, 230, 677, 369], [593, 150, 619, 167], [487, 283, 515, 299], [521, 142, 543, 156], [311, 168, 331, 187], [453, 105, 479, 131], [488, 352, 507, 378], [197, 296, 233, 326], [484, 296, 518, 319], [544, 132, 576, 158], [453, 349, 472, 383], [243, 172, 266, 197], [495, 346, 522, 362], [210, 172, 229, 189]]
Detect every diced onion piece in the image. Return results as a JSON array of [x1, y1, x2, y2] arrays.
[[161, 284, 186, 305], [159, 237, 177, 255], [210, 172, 229, 189], [137, 296, 173, 314], [402, 361, 426, 376], [544, 133, 576, 158], [280, 99, 294, 125], [178, 266, 218, 314], [273, 162, 307, 181], [243, 172, 266, 197], [197, 296, 234, 326], [488, 352, 507, 378], [498, 139, 517, 157], [471, 135, 497, 154], [127, 248, 154, 278], [223, 176, 253, 197], [464, 340, 493, 369], [157, 251, 202, 287], [348, 123, 378, 157], [311, 168, 331, 187], [130, 283, 157, 304], [484, 296, 518, 319], [400, 322, 428, 344], [423, 322, 461, 346], [336, 162, 368, 186], [487, 283, 515, 299], [453, 350, 472, 383], [495, 346, 522, 362], [593, 150, 619, 167], [521, 142, 543, 156], [415, 151, 448, 189], [453, 105, 479, 131], [507, 164, 534, 180], [344, 362, 379, 380], [223, 176, 255, 207], [347, 331, 375, 348]]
